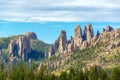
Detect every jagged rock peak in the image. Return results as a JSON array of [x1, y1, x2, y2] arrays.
[[84, 23, 94, 42], [105, 26, 114, 32], [96, 30, 100, 36], [60, 30, 66, 36], [58, 30, 67, 53], [74, 25, 83, 49], [23, 32, 37, 40], [74, 25, 82, 38]]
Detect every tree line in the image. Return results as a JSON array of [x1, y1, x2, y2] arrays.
[[0, 63, 120, 80]]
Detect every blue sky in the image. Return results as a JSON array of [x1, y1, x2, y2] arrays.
[[0, 0, 120, 43], [0, 21, 119, 43]]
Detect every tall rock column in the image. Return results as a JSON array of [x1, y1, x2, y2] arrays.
[[18, 36, 31, 61], [58, 30, 67, 53], [74, 25, 83, 50], [84, 23, 94, 42]]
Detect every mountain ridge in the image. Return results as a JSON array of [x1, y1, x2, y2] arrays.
[[39, 24, 120, 73]]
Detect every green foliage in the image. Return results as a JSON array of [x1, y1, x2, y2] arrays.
[[59, 71, 68, 80], [0, 37, 10, 49], [111, 66, 120, 80], [89, 66, 99, 80], [99, 69, 108, 80], [0, 62, 119, 80], [30, 39, 50, 53]]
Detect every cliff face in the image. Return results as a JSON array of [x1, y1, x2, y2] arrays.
[[8, 32, 50, 62], [74, 25, 83, 50], [9, 33, 35, 61], [48, 24, 115, 58], [58, 30, 67, 53]]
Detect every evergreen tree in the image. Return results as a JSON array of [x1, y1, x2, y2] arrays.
[[99, 69, 108, 80], [89, 66, 99, 80], [111, 66, 120, 80]]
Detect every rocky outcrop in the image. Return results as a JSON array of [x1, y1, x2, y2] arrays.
[[18, 36, 31, 61], [53, 40, 59, 52], [8, 32, 38, 61], [9, 40, 19, 57], [58, 30, 67, 53], [48, 30, 68, 57], [24, 32, 37, 40], [105, 26, 114, 32], [96, 30, 100, 36], [84, 24, 94, 42], [48, 24, 116, 58], [91, 36, 98, 45], [67, 43, 73, 53], [48, 46, 55, 58], [74, 25, 83, 50], [81, 41, 89, 49], [115, 41, 120, 47]]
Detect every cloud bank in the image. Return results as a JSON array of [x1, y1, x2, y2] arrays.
[[0, 0, 120, 22]]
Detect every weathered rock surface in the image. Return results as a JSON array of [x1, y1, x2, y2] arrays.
[[48, 46, 55, 58], [48, 30, 67, 57], [24, 32, 37, 40], [18, 36, 31, 61], [9, 40, 19, 57], [115, 41, 120, 47], [81, 41, 89, 49], [84, 24, 94, 42], [58, 30, 67, 53], [48, 24, 118, 59], [8, 32, 39, 61], [74, 25, 83, 49], [105, 26, 114, 32]]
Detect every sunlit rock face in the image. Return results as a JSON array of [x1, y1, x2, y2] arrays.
[[74, 25, 83, 50]]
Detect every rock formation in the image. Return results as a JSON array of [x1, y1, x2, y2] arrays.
[[48, 30, 68, 57], [74, 25, 83, 50], [9, 40, 19, 57], [58, 30, 67, 53], [48, 24, 116, 58], [8, 32, 37, 61], [24, 32, 37, 40], [96, 30, 100, 36], [48, 46, 55, 58], [84, 23, 94, 42], [81, 41, 89, 49], [105, 26, 114, 32], [18, 36, 31, 61]]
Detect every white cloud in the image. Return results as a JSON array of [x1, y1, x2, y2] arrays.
[[0, 0, 120, 22]]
